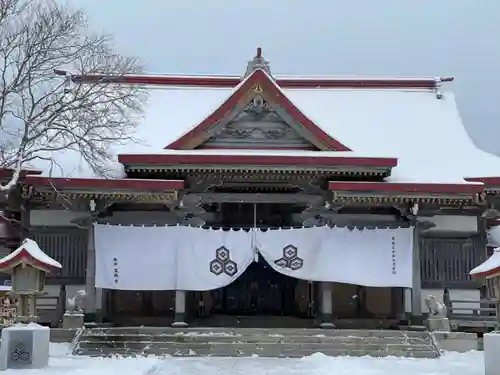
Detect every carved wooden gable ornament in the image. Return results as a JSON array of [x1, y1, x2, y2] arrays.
[[165, 49, 351, 152]]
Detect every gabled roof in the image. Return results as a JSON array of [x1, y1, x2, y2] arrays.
[[19, 49, 500, 198], [165, 68, 351, 151]]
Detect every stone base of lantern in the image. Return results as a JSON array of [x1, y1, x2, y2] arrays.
[[62, 313, 84, 329], [0, 323, 50, 370], [484, 332, 500, 375]]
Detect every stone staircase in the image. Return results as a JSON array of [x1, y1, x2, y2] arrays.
[[73, 327, 441, 358]]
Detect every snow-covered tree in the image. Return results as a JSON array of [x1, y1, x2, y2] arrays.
[[0, 0, 147, 194]]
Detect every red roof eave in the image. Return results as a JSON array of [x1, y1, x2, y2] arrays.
[[0, 167, 42, 180], [24, 176, 184, 191], [465, 177, 500, 187], [471, 267, 500, 279], [118, 153, 398, 168], [328, 181, 484, 194], [56, 70, 454, 90], [0, 249, 54, 273]]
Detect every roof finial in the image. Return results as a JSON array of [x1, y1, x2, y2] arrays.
[[244, 47, 272, 77]]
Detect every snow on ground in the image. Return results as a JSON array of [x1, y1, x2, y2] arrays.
[[15, 343, 484, 375]]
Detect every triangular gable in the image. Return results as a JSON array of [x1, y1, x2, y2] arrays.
[[165, 69, 351, 151]]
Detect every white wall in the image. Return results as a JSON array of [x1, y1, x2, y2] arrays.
[[106, 211, 178, 225], [30, 209, 181, 227], [30, 210, 86, 227], [32, 210, 479, 232], [423, 215, 478, 234]]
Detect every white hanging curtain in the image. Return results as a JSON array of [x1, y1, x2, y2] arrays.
[[94, 224, 255, 291], [257, 226, 413, 287], [176, 227, 255, 291], [94, 224, 178, 290]]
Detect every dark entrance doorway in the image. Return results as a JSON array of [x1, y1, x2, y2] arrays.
[[210, 255, 298, 316]]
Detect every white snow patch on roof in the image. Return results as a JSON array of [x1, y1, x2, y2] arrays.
[[27, 87, 231, 178], [0, 238, 62, 269], [274, 74, 439, 81], [121, 149, 392, 158], [284, 88, 500, 184], [470, 247, 500, 277]]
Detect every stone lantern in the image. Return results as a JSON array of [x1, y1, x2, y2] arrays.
[[0, 238, 61, 322], [0, 238, 61, 370], [470, 247, 500, 375]]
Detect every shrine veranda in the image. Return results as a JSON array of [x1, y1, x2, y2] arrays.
[[2, 49, 500, 329]]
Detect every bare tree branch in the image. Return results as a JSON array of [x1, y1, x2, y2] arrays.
[[0, 0, 147, 194]]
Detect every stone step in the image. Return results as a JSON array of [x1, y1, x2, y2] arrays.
[[74, 346, 439, 359], [73, 328, 440, 359], [79, 334, 432, 345], [84, 327, 431, 338], [76, 340, 435, 352]]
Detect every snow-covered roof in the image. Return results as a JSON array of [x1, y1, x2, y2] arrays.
[[285, 88, 500, 183], [470, 247, 500, 278], [27, 87, 231, 178], [27, 75, 500, 184], [0, 238, 62, 271]]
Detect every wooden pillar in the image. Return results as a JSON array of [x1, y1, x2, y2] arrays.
[[477, 216, 488, 263], [320, 281, 335, 328], [85, 219, 96, 315], [478, 217, 490, 319], [411, 222, 423, 325], [20, 201, 30, 241], [172, 290, 188, 327], [391, 287, 405, 321]]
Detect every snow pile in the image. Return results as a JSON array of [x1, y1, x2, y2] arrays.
[[23, 343, 484, 375], [173, 331, 243, 337]]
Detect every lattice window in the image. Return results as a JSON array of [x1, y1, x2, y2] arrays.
[[420, 235, 484, 288], [30, 227, 88, 283]]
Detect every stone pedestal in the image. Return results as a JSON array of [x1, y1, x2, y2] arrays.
[[0, 323, 50, 370], [171, 290, 187, 327], [320, 282, 335, 329], [484, 332, 500, 375], [62, 313, 84, 329], [426, 317, 450, 332]]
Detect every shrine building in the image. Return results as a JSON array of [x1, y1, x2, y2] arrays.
[[2, 48, 500, 329]]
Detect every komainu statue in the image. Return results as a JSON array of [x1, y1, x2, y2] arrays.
[[425, 295, 447, 317], [66, 290, 87, 314]]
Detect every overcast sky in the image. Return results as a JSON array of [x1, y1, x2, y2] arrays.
[[72, 0, 499, 155]]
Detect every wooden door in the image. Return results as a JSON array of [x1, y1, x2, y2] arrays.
[[212, 255, 297, 315]]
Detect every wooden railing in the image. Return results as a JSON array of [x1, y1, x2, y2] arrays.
[[443, 288, 498, 331]]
